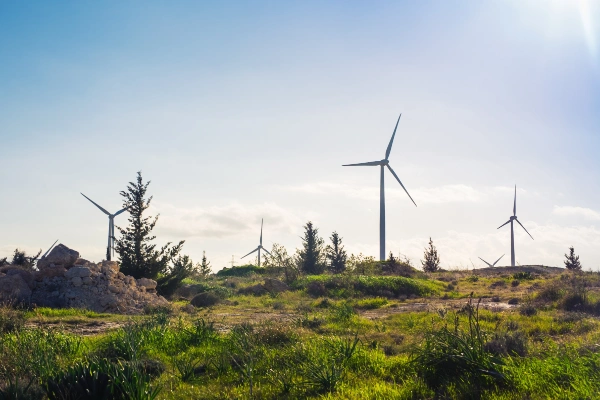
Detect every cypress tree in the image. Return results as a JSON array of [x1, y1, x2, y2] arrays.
[[115, 171, 184, 280], [326, 231, 347, 274], [564, 246, 582, 271], [298, 221, 325, 275], [198, 251, 212, 278], [421, 237, 440, 273]]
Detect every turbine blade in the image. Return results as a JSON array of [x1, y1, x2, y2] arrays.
[[260, 218, 263, 245], [386, 164, 417, 207], [342, 161, 382, 167], [114, 206, 130, 217], [497, 220, 511, 229], [515, 219, 534, 240], [385, 113, 402, 160], [513, 185, 517, 216], [240, 247, 259, 259], [261, 246, 272, 256], [81, 193, 110, 215], [492, 254, 505, 266], [478, 257, 493, 268], [41, 239, 59, 259]]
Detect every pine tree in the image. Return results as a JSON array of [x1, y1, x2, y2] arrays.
[[297, 221, 325, 275], [115, 171, 185, 280], [421, 237, 440, 273], [564, 246, 582, 271], [198, 251, 212, 278], [326, 231, 347, 274]]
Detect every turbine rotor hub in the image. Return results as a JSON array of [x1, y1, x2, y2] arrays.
[[381, 159, 389, 165]]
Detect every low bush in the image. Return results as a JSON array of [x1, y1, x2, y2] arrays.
[[0, 306, 25, 334], [216, 265, 265, 278], [513, 272, 534, 280], [484, 330, 528, 357], [511, 280, 521, 287], [190, 292, 221, 308], [354, 297, 388, 310]]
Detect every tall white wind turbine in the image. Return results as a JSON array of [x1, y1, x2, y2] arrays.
[[343, 113, 417, 261], [81, 193, 129, 261], [241, 219, 272, 267], [478, 254, 505, 268], [497, 186, 534, 267]]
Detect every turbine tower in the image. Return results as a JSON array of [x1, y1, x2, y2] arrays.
[[81, 193, 129, 261], [497, 186, 534, 267], [241, 219, 272, 267], [343, 113, 417, 261], [478, 254, 505, 268]]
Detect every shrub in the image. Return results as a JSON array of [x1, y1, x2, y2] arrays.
[[484, 331, 528, 357], [354, 297, 388, 310], [536, 283, 564, 303], [512, 272, 534, 280], [216, 265, 265, 277], [0, 306, 25, 334], [466, 275, 479, 282], [511, 280, 520, 287], [508, 298, 520, 305], [519, 304, 538, 317], [490, 280, 506, 288], [190, 292, 220, 308], [307, 281, 327, 297], [560, 292, 587, 312]]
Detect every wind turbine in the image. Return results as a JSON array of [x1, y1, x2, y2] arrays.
[[478, 254, 505, 268], [81, 193, 129, 261], [343, 113, 417, 261], [241, 219, 271, 267], [497, 186, 534, 267]]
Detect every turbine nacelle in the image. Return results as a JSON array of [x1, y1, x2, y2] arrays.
[[381, 159, 389, 165]]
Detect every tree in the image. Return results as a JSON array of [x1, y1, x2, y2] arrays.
[[198, 251, 212, 278], [11, 248, 41, 270], [115, 171, 185, 280], [297, 221, 325, 275], [156, 255, 197, 297], [347, 253, 376, 275], [564, 246, 582, 271], [263, 243, 299, 283], [326, 231, 347, 274], [421, 237, 440, 273]]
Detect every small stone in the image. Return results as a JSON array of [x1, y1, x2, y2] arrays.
[[71, 277, 83, 287]]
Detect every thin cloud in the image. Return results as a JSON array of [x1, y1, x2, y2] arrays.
[[286, 182, 485, 204], [146, 202, 304, 239], [552, 205, 600, 221]]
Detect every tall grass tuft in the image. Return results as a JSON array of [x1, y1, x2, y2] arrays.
[[411, 295, 506, 394]]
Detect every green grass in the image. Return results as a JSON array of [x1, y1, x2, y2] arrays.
[[2, 269, 600, 399], [25, 307, 110, 319]]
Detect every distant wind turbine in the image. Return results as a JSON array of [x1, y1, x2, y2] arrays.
[[497, 185, 534, 267], [478, 254, 505, 268], [241, 219, 272, 267], [81, 193, 129, 261], [343, 113, 417, 261]]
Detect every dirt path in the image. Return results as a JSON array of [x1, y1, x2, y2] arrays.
[[24, 320, 126, 336]]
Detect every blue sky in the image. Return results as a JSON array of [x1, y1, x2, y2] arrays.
[[1, 1, 599, 270]]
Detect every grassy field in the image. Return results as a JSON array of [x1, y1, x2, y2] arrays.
[[1, 267, 600, 399]]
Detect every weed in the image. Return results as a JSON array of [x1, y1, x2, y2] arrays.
[[354, 297, 388, 310], [411, 296, 505, 393]]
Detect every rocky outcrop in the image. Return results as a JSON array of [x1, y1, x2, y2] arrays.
[[0, 244, 168, 314], [37, 244, 79, 270], [263, 278, 289, 294], [28, 258, 169, 314]]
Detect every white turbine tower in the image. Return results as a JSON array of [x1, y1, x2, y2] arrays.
[[478, 254, 505, 268], [343, 113, 417, 261], [241, 219, 272, 267], [81, 193, 129, 261], [497, 186, 534, 267]]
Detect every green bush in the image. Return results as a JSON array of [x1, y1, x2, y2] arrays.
[[513, 272, 534, 280], [354, 297, 388, 310], [216, 265, 265, 277], [295, 275, 442, 299]]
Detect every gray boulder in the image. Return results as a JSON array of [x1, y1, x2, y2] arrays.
[[6, 269, 35, 290], [0, 274, 32, 304], [37, 244, 79, 270]]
